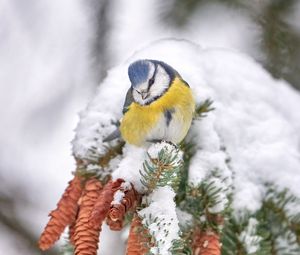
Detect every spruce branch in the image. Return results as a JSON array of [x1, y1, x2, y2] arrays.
[[181, 164, 232, 254], [177, 139, 196, 204], [194, 99, 215, 119], [177, 99, 215, 205], [254, 184, 300, 254], [183, 170, 230, 232], [170, 238, 192, 255], [221, 215, 271, 255], [60, 239, 75, 255], [98, 141, 125, 168], [139, 142, 183, 193], [75, 140, 125, 182]]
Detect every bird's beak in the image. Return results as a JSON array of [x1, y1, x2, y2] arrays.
[[141, 92, 149, 100]]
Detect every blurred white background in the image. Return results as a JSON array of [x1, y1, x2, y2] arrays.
[[0, 0, 299, 254]]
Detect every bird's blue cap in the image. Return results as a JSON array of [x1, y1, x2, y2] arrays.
[[128, 60, 151, 88], [128, 59, 178, 88]]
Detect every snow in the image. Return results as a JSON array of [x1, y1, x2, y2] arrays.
[[147, 141, 183, 165], [207, 177, 230, 214], [138, 186, 180, 255], [111, 181, 132, 205], [72, 113, 117, 160], [71, 67, 129, 164], [187, 102, 233, 214], [176, 208, 193, 228], [239, 218, 262, 254], [112, 144, 147, 193], [111, 142, 182, 194], [275, 230, 300, 255], [74, 39, 300, 216], [111, 190, 125, 205], [120, 181, 132, 191], [188, 150, 230, 186]]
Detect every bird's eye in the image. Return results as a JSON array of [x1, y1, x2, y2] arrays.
[[148, 78, 155, 87], [135, 89, 141, 95]]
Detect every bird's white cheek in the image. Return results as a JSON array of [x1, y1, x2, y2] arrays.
[[133, 91, 146, 105]]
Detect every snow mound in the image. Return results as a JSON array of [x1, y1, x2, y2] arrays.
[[138, 186, 180, 255], [147, 141, 183, 164], [72, 39, 300, 212]]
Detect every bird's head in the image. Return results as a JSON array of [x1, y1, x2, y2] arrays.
[[128, 59, 177, 105]]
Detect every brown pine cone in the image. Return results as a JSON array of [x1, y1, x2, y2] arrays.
[[89, 178, 124, 228], [69, 218, 77, 245], [73, 178, 103, 255], [107, 184, 139, 231], [106, 216, 123, 231], [192, 229, 221, 255], [38, 175, 83, 250], [126, 214, 150, 255]]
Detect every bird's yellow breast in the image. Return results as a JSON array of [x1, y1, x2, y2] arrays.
[[120, 77, 195, 146]]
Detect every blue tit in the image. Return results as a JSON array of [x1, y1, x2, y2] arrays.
[[104, 59, 195, 146]]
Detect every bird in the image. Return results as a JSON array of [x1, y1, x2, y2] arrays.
[[104, 59, 195, 146]]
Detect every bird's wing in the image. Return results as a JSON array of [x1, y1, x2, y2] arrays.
[[122, 87, 134, 114], [103, 88, 134, 142], [103, 128, 121, 143]]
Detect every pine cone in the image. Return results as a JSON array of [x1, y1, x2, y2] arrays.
[[106, 216, 123, 231], [126, 214, 150, 255], [73, 178, 103, 255], [39, 175, 83, 250], [89, 178, 124, 227], [107, 184, 139, 231], [69, 219, 77, 245], [192, 229, 221, 255]]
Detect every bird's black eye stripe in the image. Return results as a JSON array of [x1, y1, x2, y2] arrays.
[[148, 64, 158, 89], [148, 78, 154, 86]]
